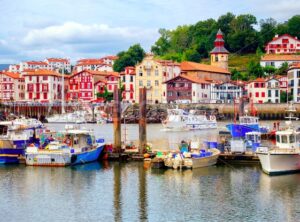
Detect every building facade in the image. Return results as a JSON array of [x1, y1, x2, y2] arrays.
[[0, 72, 25, 101], [120, 66, 136, 103], [287, 64, 300, 103], [247, 78, 267, 104], [210, 81, 244, 103], [260, 54, 300, 68], [45, 58, 71, 74], [135, 55, 181, 103], [23, 70, 63, 102], [19, 61, 51, 72], [266, 78, 280, 103], [210, 29, 229, 70], [265, 34, 300, 54]]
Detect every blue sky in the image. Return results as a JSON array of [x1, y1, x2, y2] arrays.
[[0, 0, 299, 64]]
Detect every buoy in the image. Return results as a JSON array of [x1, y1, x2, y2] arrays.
[[144, 153, 150, 158]]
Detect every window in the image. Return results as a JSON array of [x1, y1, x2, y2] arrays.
[[167, 92, 173, 96], [155, 80, 159, 86], [281, 135, 287, 143], [275, 90, 279, 97], [290, 135, 295, 143], [147, 70, 151, 76], [255, 92, 259, 97], [139, 71, 143, 77], [130, 76, 134, 82], [155, 69, 159, 76], [261, 92, 265, 97], [139, 80, 143, 87], [147, 80, 151, 87], [297, 71, 300, 78], [122, 76, 125, 82], [268, 90, 271, 97]]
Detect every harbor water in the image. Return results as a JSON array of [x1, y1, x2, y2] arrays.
[[1, 122, 300, 221]]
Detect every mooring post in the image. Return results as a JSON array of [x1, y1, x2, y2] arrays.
[[113, 87, 122, 153], [239, 97, 244, 117], [139, 87, 147, 154]]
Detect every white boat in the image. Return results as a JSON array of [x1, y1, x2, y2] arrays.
[[164, 140, 220, 169], [46, 111, 87, 124], [162, 109, 217, 131], [25, 125, 105, 166], [256, 103, 300, 175]]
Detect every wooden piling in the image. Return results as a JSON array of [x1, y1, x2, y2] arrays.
[[239, 97, 244, 117], [113, 87, 121, 153], [139, 87, 147, 154]]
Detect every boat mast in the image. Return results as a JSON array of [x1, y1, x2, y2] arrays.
[[61, 67, 65, 114]]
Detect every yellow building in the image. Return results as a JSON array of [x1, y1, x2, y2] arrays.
[[135, 55, 180, 103]]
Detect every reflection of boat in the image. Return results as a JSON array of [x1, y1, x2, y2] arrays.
[[71, 161, 102, 171], [0, 118, 44, 164], [164, 140, 220, 169], [256, 103, 300, 175], [162, 109, 217, 131], [25, 125, 105, 166]]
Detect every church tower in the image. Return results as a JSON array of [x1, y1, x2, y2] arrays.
[[210, 29, 229, 70]]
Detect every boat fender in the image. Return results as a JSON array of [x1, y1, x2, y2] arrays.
[[210, 115, 216, 121]]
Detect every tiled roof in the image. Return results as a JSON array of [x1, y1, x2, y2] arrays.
[[269, 34, 300, 43], [46, 58, 69, 63], [261, 54, 300, 61], [22, 69, 63, 77], [155, 59, 180, 66], [181, 61, 230, 74], [289, 63, 300, 70], [248, 78, 266, 83], [26, 61, 49, 65], [1, 71, 21, 79], [164, 74, 210, 84], [72, 70, 119, 78]]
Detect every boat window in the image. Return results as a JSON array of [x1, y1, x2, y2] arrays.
[[289, 135, 295, 143], [276, 135, 280, 143], [281, 135, 287, 143]]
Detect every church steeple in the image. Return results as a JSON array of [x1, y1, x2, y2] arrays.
[[210, 29, 229, 70]]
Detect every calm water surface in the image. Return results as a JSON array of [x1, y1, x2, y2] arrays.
[[0, 122, 299, 221]]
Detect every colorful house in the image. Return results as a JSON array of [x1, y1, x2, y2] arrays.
[[260, 54, 300, 68], [287, 63, 300, 103], [265, 34, 300, 54], [247, 78, 267, 104], [120, 66, 136, 103], [0, 71, 25, 101]]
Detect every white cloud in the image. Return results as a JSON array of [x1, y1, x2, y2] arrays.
[[22, 22, 157, 46]]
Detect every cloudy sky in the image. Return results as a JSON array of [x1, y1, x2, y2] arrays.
[[0, 0, 299, 64]]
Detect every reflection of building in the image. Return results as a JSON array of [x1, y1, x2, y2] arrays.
[[0, 71, 25, 101], [135, 54, 180, 103], [265, 34, 300, 54], [288, 63, 300, 103]]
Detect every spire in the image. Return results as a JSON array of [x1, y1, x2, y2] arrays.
[[210, 29, 229, 54]]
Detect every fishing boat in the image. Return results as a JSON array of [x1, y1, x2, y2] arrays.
[[164, 140, 220, 169], [0, 118, 44, 164], [25, 125, 105, 166], [162, 108, 217, 131], [46, 110, 88, 124], [256, 103, 300, 175]]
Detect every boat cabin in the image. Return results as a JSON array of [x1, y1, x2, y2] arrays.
[[62, 130, 96, 150], [275, 129, 299, 149], [239, 116, 259, 126]]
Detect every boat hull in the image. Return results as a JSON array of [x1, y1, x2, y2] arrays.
[[257, 152, 300, 175], [25, 152, 71, 166], [190, 150, 220, 168], [226, 124, 258, 137], [71, 144, 104, 165], [0, 148, 25, 164]]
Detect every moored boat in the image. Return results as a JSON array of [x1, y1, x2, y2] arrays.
[[25, 125, 105, 166], [256, 103, 300, 175]]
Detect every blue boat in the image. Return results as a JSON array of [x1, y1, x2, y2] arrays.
[[25, 125, 105, 166], [0, 118, 44, 164], [226, 116, 268, 138]]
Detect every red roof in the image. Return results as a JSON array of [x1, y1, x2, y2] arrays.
[[22, 69, 63, 77], [164, 74, 210, 84], [46, 58, 69, 63], [26, 61, 48, 65], [181, 61, 231, 74], [261, 54, 300, 61], [71, 70, 119, 78], [102, 55, 118, 60], [1, 71, 21, 79], [269, 34, 300, 43]]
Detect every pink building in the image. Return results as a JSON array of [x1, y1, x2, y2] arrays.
[[120, 66, 136, 103], [67, 70, 120, 102], [23, 70, 64, 102], [265, 34, 300, 54], [0, 71, 25, 101]]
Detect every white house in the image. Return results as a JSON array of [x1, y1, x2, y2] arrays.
[[266, 78, 280, 103], [45, 58, 71, 73], [265, 34, 300, 54], [260, 54, 300, 68], [210, 81, 244, 103], [287, 64, 300, 103]]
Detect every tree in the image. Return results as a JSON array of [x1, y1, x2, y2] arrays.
[[96, 86, 113, 102], [263, 66, 277, 75], [259, 18, 277, 49], [113, 44, 145, 72], [151, 29, 171, 56], [287, 15, 300, 39], [182, 48, 201, 62], [247, 60, 264, 78], [231, 68, 245, 80], [275, 62, 289, 75]]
